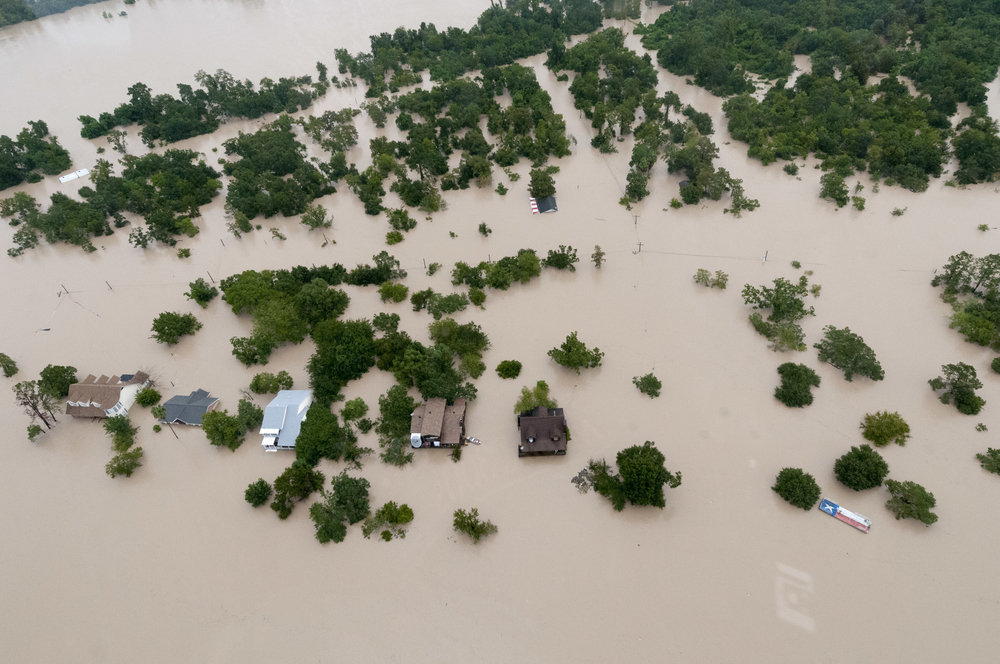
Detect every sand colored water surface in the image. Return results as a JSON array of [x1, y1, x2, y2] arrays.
[[2, 2, 999, 662]]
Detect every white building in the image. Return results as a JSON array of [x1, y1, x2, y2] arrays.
[[66, 372, 150, 419], [260, 390, 313, 452]]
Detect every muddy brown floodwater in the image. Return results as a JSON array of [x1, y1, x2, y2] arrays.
[[2, 1, 999, 662]]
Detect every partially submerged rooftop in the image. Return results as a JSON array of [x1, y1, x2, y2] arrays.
[[160, 389, 219, 426], [518, 406, 567, 457], [410, 397, 467, 447]]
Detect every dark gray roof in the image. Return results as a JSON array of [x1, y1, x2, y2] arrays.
[[161, 389, 219, 425], [536, 196, 557, 213]]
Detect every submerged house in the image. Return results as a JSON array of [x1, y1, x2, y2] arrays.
[[260, 390, 312, 452], [66, 372, 150, 419], [517, 406, 568, 457], [159, 389, 220, 426], [410, 398, 467, 448]]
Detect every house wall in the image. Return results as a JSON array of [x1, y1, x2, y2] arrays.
[[114, 381, 148, 416]]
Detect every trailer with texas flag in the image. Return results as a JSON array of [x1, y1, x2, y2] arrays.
[[819, 498, 871, 533]]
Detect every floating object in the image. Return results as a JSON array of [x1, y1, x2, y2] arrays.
[[819, 497, 871, 533], [529, 196, 557, 214], [464, 436, 481, 445], [58, 169, 90, 183]]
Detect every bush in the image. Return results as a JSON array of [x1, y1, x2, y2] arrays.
[[150, 312, 202, 345], [884, 479, 938, 525], [992, 357, 1000, 374], [27, 424, 43, 442], [104, 414, 138, 452], [694, 269, 728, 289], [152, 425, 161, 432], [185, 278, 219, 308], [834, 445, 889, 491], [496, 360, 522, 380], [245, 478, 273, 507], [820, 172, 849, 207], [38, 364, 77, 398], [270, 462, 325, 519], [106, 447, 144, 478], [774, 363, 820, 407], [478, 222, 491, 236], [386, 230, 403, 245], [341, 397, 368, 422], [772, 468, 820, 510], [976, 448, 1000, 475], [860, 411, 910, 447], [135, 387, 161, 407], [453, 507, 498, 543], [357, 418, 374, 433], [249, 370, 293, 394], [592, 245, 605, 268], [783, 163, 799, 176], [548, 332, 603, 373], [362, 501, 414, 540], [151, 405, 166, 419], [378, 281, 409, 303], [469, 287, 486, 308], [633, 373, 661, 398]]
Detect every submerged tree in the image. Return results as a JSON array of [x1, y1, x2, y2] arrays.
[[834, 445, 889, 491], [814, 326, 884, 382], [548, 332, 604, 373], [884, 479, 938, 525], [632, 372, 662, 398], [929, 363, 985, 415], [860, 411, 910, 447], [150, 312, 202, 345], [514, 380, 558, 414], [453, 507, 498, 544], [772, 468, 821, 511], [589, 441, 682, 511], [774, 363, 820, 408]]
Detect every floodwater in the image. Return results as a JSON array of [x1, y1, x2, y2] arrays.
[[2, 2, 999, 662]]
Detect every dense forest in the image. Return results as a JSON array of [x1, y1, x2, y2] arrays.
[[79, 67, 328, 147], [0, 120, 72, 191], [641, 0, 1000, 188], [0, 0, 108, 27]]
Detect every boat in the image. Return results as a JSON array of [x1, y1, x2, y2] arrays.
[[58, 169, 90, 183], [818, 498, 871, 533]]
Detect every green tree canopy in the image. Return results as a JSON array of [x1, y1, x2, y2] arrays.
[[814, 325, 884, 382], [150, 312, 202, 345], [774, 363, 820, 408], [834, 444, 889, 491], [772, 468, 821, 511], [884, 479, 938, 525], [453, 507, 498, 544], [860, 411, 910, 447], [38, 364, 77, 398], [548, 331, 604, 373], [589, 441, 682, 511], [929, 362, 985, 415]]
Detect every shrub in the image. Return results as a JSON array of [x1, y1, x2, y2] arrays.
[[774, 363, 820, 407], [135, 387, 161, 407], [694, 269, 727, 289], [152, 425, 161, 432], [270, 462, 325, 519], [929, 362, 985, 415], [834, 445, 889, 491], [791, 261, 801, 269], [783, 163, 799, 176], [478, 223, 491, 236], [528, 168, 556, 198], [357, 418, 374, 433], [245, 478, 273, 507], [976, 448, 1000, 475], [496, 360, 522, 380], [979, 223, 990, 232], [185, 278, 219, 308], [548, 332, 603, 373], [496, 183, 508, 195], [860, 411, 910, 447], [992, 357, 1000, 374], [453, 507, 498, 543], [300, 204, 332, 230], [633, 373, 661, 398], [151, 405, 166, 419], [38, 364, 77, 398], [386, 230, 403, 245], [106, 447, 144, 478], [469, 287, 486, 308], [884, 480, 938, 525], [772, 468, 820, 510], [150, 312, 202, 345], [341, 397, 368, 422], [820, 172, 849, 207], [427, 262, 441, 276], [27, 424, 43, 442], [378, 281, 409, 303], [670, 198, 682, 209], [362, 501, 414, 540], [592, 245, 605, 268]]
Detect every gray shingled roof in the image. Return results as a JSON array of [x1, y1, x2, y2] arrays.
[[161, 389, 219, 425]]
